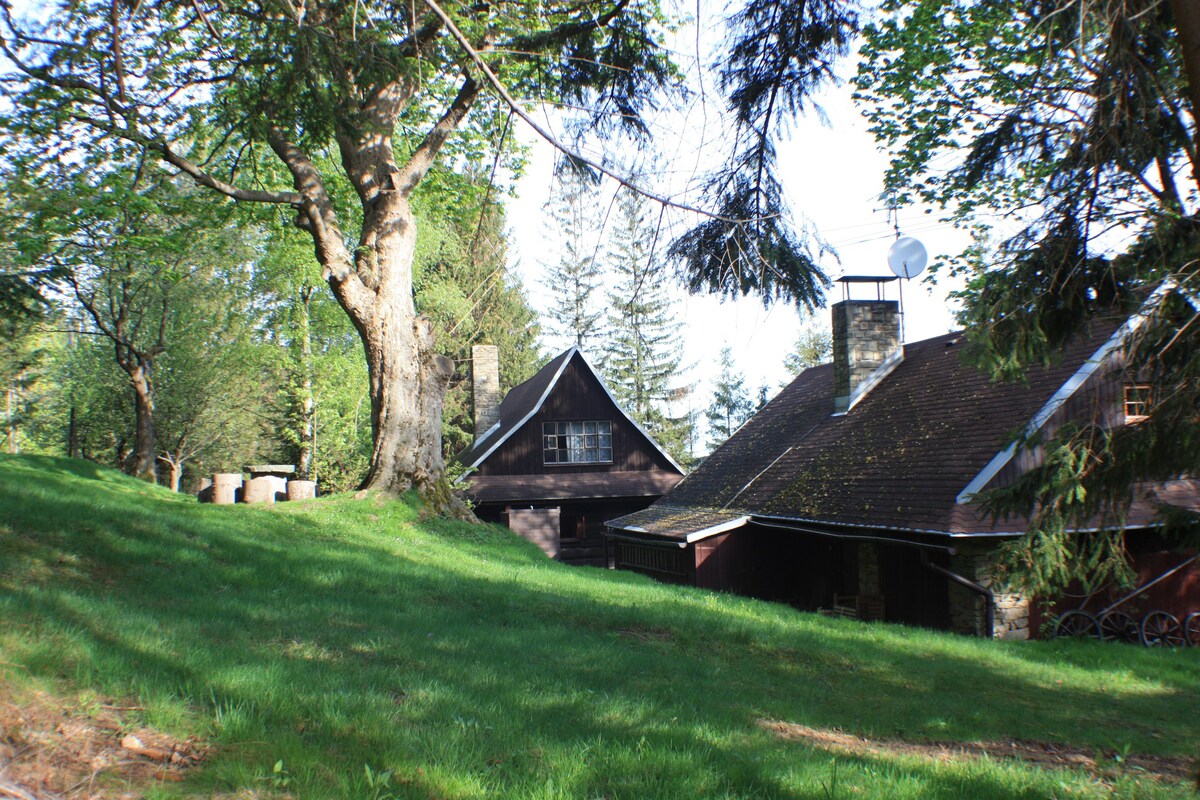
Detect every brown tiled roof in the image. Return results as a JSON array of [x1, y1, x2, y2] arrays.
[[647, 318, 1158, 536], [463, 470, 682, 504]]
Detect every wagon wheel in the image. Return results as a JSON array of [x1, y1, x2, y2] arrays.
[[1054, 610, 1101, 640], [1099, 610, 1139, 643], [1184, 612, 1200, 647], [1139, 611, 1185, 647]]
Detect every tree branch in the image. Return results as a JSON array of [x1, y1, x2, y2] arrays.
[[395, 75, 480, 195], [420, 0, 741, 222]]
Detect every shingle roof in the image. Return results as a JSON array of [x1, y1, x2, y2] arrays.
[[457, 348, 575, 469], [463, 470, 683, 504], [455, 346, 684, 475], [620, 316, 1149, 537]]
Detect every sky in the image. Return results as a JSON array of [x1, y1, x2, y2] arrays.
[[504, 71, 971, 437]]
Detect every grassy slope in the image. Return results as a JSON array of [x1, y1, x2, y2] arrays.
[[0, 455, 1197, 800]]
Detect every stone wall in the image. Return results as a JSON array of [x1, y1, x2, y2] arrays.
[[858, 542, 881, 596], [948, 543, 1030, 639], [472, 344, 501, 438], [831, 300, 902, 413]]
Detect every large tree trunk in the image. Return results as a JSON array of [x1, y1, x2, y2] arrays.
[[128, 362, 157, 482], [274, 77, 477, 507], [348, 198, 454, 495]]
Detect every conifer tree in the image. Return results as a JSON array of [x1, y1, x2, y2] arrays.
[[705, 347, 754, 452], [541, 165, 606, 350], [602, 189, 691, 465], [784, 315, 834, 378]]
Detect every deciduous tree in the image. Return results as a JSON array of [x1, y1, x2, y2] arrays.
[[0, 0, 858, 503]]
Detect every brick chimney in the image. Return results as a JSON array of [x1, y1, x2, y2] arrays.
[[472, 344, 501, 438], [831, 291, 903, 414]]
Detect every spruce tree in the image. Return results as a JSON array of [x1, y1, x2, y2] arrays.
[[602, 189, 691, 465], [784, 314, 833, 378], [541, 165, 606, 350], [705, 347, 754, 452]]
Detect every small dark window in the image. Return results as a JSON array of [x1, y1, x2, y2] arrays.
[[543, 420, 613, 464], [1124, 383, 1152, 424]]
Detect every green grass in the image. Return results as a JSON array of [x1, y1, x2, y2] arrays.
[[1, 454, 1197, 799]]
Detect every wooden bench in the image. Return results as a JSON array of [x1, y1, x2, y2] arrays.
[[823, 594, 886, 622]]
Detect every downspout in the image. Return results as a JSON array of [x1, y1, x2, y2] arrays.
[[921, 552, 994, 638]]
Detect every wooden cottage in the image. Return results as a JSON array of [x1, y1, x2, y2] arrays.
[[606, 278, 1200, 638], [456, 345, 684, 565]]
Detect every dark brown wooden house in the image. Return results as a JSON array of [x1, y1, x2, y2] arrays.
[[607, 278, 1200, 638], [456, 345, 684, 565]]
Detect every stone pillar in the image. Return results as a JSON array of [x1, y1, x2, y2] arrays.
[[857, 542, 881, 596], [211, 473, 242, 505], [286, 480, 317, 501], [242, 477, 276, 505], [832, 300, 903, 413], [472, 344, 501, 438], [948, 544, 1030, 639]]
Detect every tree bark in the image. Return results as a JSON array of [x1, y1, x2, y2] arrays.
[[127, 360, 157, 482], [344, 196, 455, 495], [297, 287, 315, 480], [5, 384, 16, 454], [167, 460, 181, 492]]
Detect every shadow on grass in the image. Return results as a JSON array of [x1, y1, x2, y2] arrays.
[[1, 456, 1197, 799]]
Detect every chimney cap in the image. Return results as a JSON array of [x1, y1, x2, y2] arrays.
[[835, 275, 899, 284], [835, 275, 899, 302]]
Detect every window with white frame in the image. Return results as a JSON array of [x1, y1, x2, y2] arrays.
[[543, 420, 613, 464], [1124, 383, 1152, 423]]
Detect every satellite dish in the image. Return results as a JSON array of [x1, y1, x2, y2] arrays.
[[887, 236, 928, 279]]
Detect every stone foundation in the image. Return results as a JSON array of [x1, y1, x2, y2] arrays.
[[949, 544, 1030, 639]]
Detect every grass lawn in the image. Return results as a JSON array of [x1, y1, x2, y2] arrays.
[[0, 454, 1197, 799]]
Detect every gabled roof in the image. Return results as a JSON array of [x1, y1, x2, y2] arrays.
[[463, 471, 683, 504], [456, 345, 684, 475], [614, 312, 1151, 539]]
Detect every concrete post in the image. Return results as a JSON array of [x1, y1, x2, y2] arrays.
[[212, 473, 242, 505], [286, 480, 317, 501], [243, 477, 276, 505]]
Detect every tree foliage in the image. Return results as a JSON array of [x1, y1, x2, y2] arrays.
[[856, 0, 1200, 594], [705, 347, 755, 452], [541, 163, 608, 350], [671, 0, 858, 308], [0, 0, 863, 499], [783, 313, 833, 378], [601, 189, 691, 466]]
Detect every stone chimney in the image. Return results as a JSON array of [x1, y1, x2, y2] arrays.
[[472, 344, 501, 438], [831, 293, 903, 414]]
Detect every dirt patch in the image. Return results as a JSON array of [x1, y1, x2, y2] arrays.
[[615, 625, 675, 643], [760, 719, 1197, 786], [0, 689, 206, 799]]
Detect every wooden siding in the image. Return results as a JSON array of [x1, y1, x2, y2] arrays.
[[877, 544, 951, 629], [477, 355, 676, 477], [988, 361, 1126, 492], [1029, 536, 1200, 637]]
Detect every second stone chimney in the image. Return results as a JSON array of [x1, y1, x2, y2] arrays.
[[831, 279, 903, 414], [472, 344, 501, 438]]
